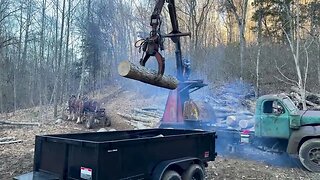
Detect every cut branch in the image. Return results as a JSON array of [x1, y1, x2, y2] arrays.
[[0, 120, 40, 126]]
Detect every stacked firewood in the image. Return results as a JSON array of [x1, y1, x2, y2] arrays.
[[205, 81, 256, 130], [117, 108, 164, 129]]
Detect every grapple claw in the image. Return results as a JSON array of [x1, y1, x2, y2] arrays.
[[139, 50, 165, 78]]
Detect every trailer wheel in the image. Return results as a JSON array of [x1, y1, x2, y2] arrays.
[[299, 138, 320, 172], [161, 170, 181, 180], [182, 164, 204, 180], [104, 117, 111, 127], [86, 116, 94, 129]]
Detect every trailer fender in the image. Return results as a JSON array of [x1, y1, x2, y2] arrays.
[[287, 126, 320, 154], [152, 157, 203, 180]]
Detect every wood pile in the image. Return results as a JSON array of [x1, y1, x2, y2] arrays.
[[288, 86, 320, 110], [205, 81, 256, 130], [117, 108, 163, 129]]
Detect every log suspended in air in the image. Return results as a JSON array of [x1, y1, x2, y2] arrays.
[[118, 61, 179, 90]]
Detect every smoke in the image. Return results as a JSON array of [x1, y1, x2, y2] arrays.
[[175, 80, 302, 169]]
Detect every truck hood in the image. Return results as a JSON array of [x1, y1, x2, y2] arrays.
[[299, 110, 320, 125]]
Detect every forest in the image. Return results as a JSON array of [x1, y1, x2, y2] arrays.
[[0, 0, 319, 115]]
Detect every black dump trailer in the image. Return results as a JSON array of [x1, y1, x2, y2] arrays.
[[15, 129, 216, 180]]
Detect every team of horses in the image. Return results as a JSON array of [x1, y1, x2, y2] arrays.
[[67, 95, 104, 124]]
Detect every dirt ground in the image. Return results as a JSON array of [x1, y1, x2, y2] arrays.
[[1, 85, 320, 180]]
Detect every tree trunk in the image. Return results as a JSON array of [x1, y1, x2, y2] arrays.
[[54, 0, 66, 118], [239, 0, 248, 80], [256, 5, 263, 98], [61, 0, 72, 103], [21, 0, 32, 106], [78, 0, 92, 97], [317, 42, 320, 88], [39, 0, 47, 106], [118, 61, 179, 89]]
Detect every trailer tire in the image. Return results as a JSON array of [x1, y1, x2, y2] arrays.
[[299, 138, 320, 172], [86, 116, 94, 129], [104, 117, 111, 127], [161, 170, 181, 180], [182, 164, 204, 180]]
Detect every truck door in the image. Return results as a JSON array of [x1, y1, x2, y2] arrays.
[[258, 100, 290, 139]]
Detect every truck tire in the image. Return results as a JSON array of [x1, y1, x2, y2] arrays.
[[299, 139, 320, 172], [162, 170, 181, 180], [182, 164, 204, 180]]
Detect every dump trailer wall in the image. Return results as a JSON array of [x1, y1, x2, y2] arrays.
[[32, 129, 215, 180]]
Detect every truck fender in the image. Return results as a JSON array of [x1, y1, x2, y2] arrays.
[[287, 126, 320, 154], [152, 157, 203, 180]]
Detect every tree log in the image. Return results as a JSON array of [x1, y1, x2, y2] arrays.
[[117, 112, 155, 123], [238, 120, 254, 129], [291, 86, 320, 97], [0, 120, 40, 126], [0, 137, 15, 142], [0, 140, 22, 145], [226, 116, 237, 127], [118, 61, 179, 90], [133, 108, 162, 118]]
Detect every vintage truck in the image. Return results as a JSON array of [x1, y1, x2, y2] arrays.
[[160, 93, 320, 172], [14, 129, 216, 180]]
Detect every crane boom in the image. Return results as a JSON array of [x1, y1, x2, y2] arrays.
[[139, 0, 190, 81]]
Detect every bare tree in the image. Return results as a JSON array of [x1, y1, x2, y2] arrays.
[[78, 0, 91, 97], [53, 0, 66, 118], [224, 0, 249, 79], [255, 1, 263, 97]]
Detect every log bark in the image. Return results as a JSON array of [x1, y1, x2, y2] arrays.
[[118, 61, 178, 90]]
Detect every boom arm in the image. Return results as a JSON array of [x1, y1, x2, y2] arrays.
[[139, 0, 190, 81]]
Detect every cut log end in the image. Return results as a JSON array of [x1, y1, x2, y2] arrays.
[[118, 61, 131, 76]]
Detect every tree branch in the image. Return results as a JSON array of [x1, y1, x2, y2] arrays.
[[275, 61, 298, 86]]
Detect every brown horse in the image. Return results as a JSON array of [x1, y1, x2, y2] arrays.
[[67, 95, 77, 121], [68, 95, 101, 123]]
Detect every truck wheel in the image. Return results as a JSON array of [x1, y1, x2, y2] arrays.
[[161, 170, 181, 180], [299, 139, 320, 172], [182, 164, 204, 180]]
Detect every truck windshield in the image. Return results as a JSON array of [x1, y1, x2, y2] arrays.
[[283, 98, 297, 111]]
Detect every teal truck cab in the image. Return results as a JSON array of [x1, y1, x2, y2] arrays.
[[252, 94, 320, 172]]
